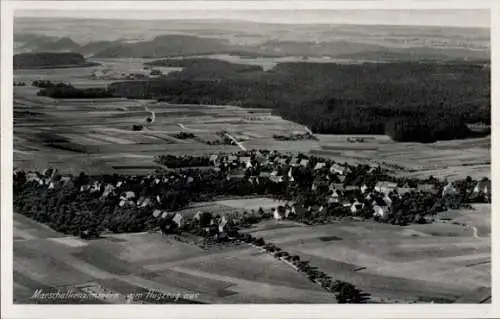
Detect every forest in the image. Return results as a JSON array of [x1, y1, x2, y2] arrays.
[[107, 60, 490, 142], [14, 52, 100, 69], [37, 87, 114, 99]]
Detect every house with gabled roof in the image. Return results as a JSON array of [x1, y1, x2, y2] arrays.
[[273, 206, 286, 220], [239, 156, 251, 164], [209, 154, 219, 165], [474, 179, 491, 195], [172, 213, 184, 228], [373, 205, 390, 220], [442, 181, 458, 197], [397, 187, 414, 196], [360, 183, 369, 194], [289, 156, 301, 167], [351, 200, 363, 214], [300, 159, 309, 167], [314, 162, 326, 170], [270, 175, 284, 183]]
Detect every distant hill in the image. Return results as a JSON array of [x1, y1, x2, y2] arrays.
[[14, 33, 80, 52], [335, 47, 490, 62], [14, 52, 100, 69], [92, 34, 234, 58], [258, 40, 388, 57], [14, 18, 490, 62], [77, 40, 119, 55]]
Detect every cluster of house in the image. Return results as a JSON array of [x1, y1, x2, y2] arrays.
[[15, 150, 492, 231], [16, 168, 199, 210], [203, 150, 491, 221]]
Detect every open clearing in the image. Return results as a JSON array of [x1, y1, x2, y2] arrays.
[[13, 203, 490, 304], [14, 58, 489, 179]]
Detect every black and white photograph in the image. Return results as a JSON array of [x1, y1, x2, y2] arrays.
[[1, 0, 497, 317]]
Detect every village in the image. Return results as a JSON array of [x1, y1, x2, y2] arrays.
[[14, 148, 491, 238]]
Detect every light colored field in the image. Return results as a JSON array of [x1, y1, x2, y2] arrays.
[[314, 134, 490, 180], [250, 215, 490, 303], [216, 198, 285, 210], [13, 214, 335, 304], [48, 237, 89, 248]]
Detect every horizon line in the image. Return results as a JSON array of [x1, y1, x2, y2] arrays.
[[14, 16, 491, 30]]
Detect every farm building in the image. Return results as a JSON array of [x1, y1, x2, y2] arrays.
[[374, 181, 398, 195]]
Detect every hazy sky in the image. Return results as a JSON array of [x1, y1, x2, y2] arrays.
[[15, 9, 490, 28]]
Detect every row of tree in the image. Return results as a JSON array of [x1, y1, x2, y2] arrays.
[[32, 80, 74, 89]]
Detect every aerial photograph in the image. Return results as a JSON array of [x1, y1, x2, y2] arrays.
[[11, 7, 490, 305]]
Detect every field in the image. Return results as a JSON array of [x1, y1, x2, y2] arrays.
[[14, 58, 490, 179], [13, 212, 335, 304], [13, 203, 491, 304], [14, 62, 323, 175]]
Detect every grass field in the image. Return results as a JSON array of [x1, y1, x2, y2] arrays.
[[13, 203, 490, 304]]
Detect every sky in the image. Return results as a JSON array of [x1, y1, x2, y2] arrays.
[[15, 9, 490, 28]]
